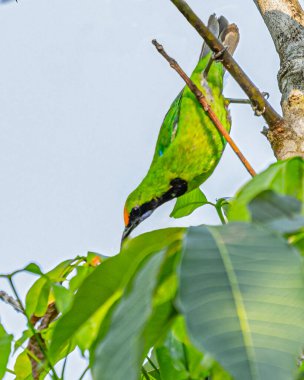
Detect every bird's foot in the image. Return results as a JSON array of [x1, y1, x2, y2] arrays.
[[212, 47, 227, 62], [227, 92, 269, 116], [251, 92, 269, 116], [251, 103, 266, 116]]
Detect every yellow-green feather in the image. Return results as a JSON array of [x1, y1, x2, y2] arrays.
[[126, 52, 230, 213]]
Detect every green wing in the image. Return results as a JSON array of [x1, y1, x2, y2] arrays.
[[152, 90, 184, 162]]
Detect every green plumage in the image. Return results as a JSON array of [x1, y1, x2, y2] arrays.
[[122, 15, 240, 237], [125, 53, 230, 213]]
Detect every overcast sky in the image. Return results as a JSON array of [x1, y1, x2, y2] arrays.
[[1, 0, 301, 378]]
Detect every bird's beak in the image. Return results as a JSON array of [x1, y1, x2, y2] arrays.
[[121, 209, 154, 245], [121, 223, 135, 243], [121, 178, 188, 247]]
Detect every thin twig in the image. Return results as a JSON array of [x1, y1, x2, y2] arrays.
[[170, 0, 283, 129], [79, 365, 89, 380], [215, 205, 227, 225], [5, 368, 15, 375], [0, 290, 23, 313], [226, 98, 251, 105], [61, 342, 72, 379], [152, 40, 256, 177]]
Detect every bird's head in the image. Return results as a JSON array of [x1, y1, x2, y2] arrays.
[[121, 178, 187, 243], [122, 199, 157, 242]]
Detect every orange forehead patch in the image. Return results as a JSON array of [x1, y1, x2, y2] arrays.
[[124, 207, 130, 226]]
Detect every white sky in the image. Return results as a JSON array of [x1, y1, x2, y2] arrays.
[[1, 0, 300, 378]]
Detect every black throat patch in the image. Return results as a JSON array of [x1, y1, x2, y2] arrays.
[[128, 178, 188, 227], [160, 178, 188, 205]]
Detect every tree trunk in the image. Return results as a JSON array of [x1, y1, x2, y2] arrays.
[[254, 0, 304, 159]]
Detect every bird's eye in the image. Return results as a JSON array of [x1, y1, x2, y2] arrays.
[[130, 206, 141, 219]]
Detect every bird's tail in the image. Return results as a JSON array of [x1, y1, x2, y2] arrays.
[[199, 14, 240, 60]]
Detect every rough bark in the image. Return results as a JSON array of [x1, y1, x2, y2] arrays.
[[254, 0, 304, 159]]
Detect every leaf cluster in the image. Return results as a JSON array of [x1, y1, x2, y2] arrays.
[[1, 157, 304, 380]]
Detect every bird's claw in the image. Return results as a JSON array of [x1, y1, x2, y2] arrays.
[[251, 91, 269, 116], [252, 103, 266, 116], [212, 47, 228, 62], [262, 91, 270, 100]]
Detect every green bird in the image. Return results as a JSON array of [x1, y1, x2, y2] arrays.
[[122, 15, 240, 241]]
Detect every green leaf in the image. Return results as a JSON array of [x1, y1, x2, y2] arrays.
[[74, 302, 112, 354], [25, 279, 51, 317], [40, 320, 77, 368], [14, 330, 32, 353], [14, 351, 32, 380], [23, 263, 43, 275], [50, 228, 184, 359], [228, 157, 304, 221], [156, 334, 189, 380], [143, 301, 176, 354], [155, 317, 210, 380], [248, 190, 304, 233], [25, 259, 74, 317], [69, 266, 93, 292], [87, 251, 107, 263], [290, 232, 304, 256], [142, 370, 161, 380], [41, 259, 75, 282], [170, 188, 208, 218], [178, 223, 304, 380], [0, 324, 13, 379], [52, 284, 73, 314], [92, 251, 165, 380]]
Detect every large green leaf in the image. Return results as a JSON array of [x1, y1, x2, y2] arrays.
[[49, 228, 184, 358], [142, 300, 176, 355], [0, 324, 13, 379], [248, 190, 304, 233], [178, 223, 304, 380], [92, 251, 165, 380], [228, 157, 304, 221], [170, 188, 208, 218]]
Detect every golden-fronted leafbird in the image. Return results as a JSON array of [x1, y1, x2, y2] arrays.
[[122, 15, 240, 241]]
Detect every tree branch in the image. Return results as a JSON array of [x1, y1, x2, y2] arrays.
[[27, 302, 59, 380], [0, 290, 23, 313], [170, 0, 283, 131], [152, 39, 256, 178], [253, 0, 304, 159]]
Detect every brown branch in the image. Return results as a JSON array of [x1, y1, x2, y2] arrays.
[[152, 40, 256, 178], [0, 290, 23, 313], [170, 0, 283, 130], [27, 302, 59, 380]]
